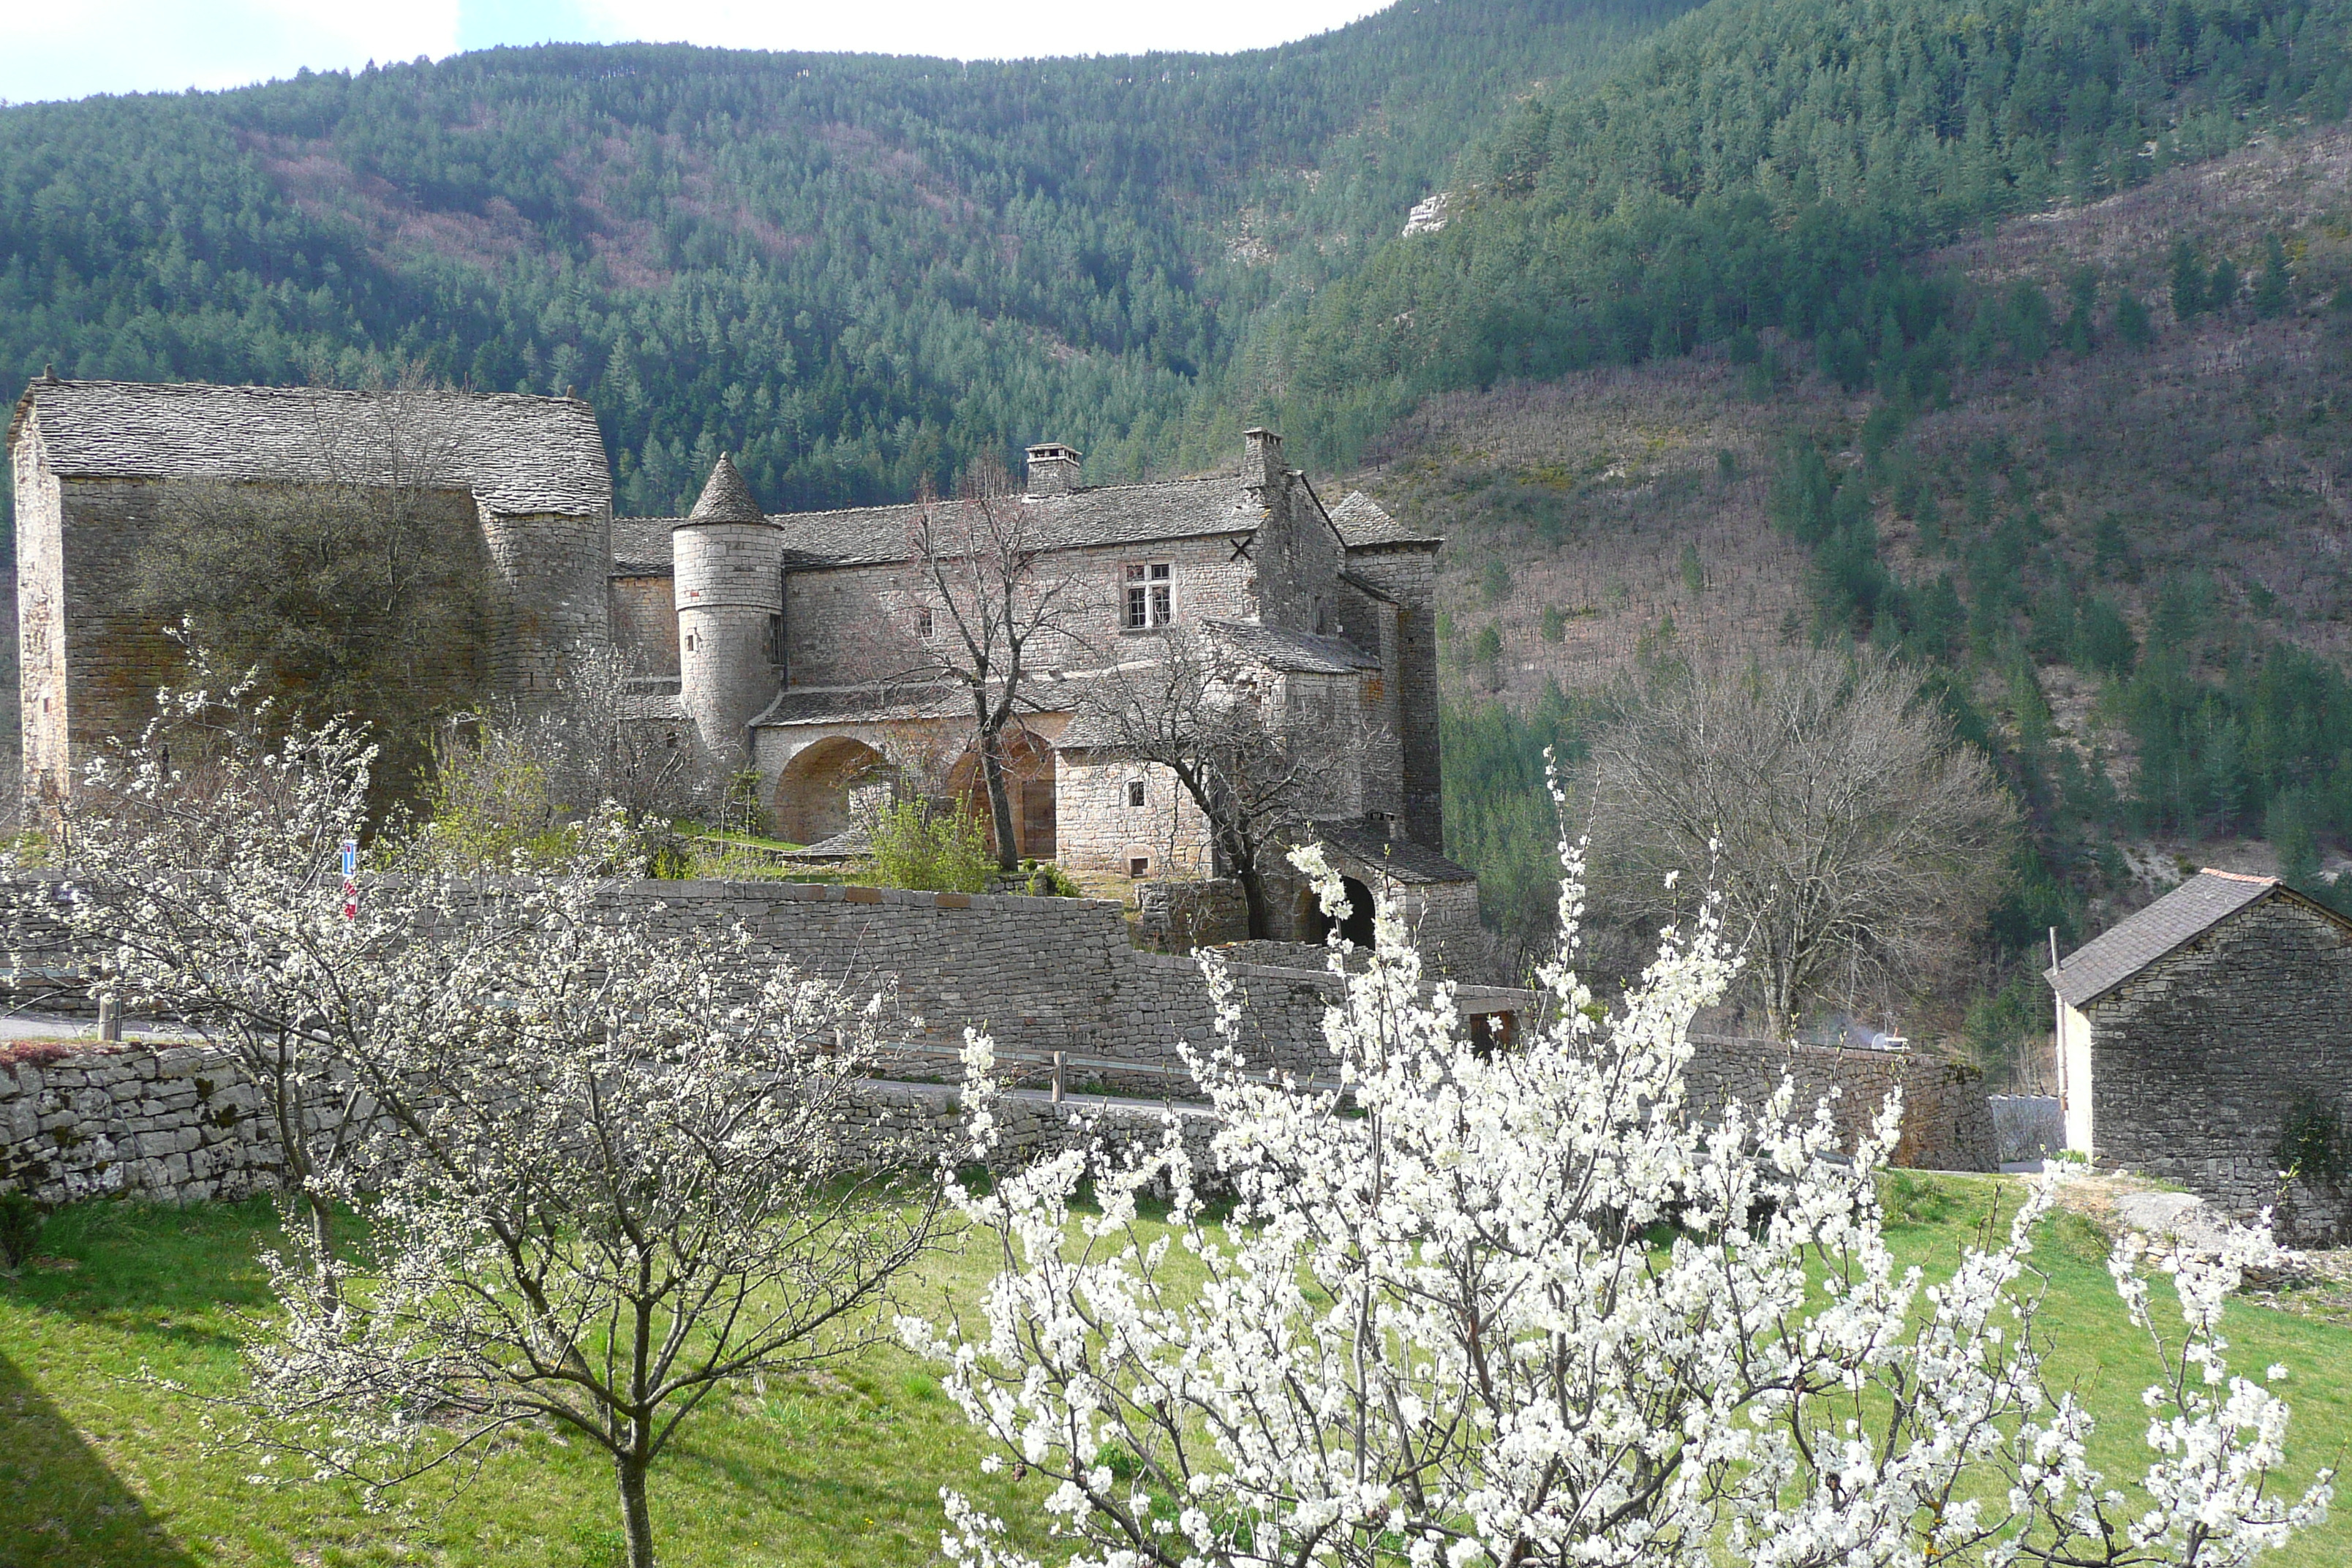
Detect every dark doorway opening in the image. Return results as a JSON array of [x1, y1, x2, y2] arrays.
[[1311, 874, 1377, 949]]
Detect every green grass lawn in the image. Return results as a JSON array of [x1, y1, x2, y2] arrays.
[[3, 1177, 2348, 1567]]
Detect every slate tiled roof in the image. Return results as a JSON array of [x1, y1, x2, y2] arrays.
[[611, 516, 679, 574], [1329, 490, 1438, 549], [750, 682, 966, 728], [772, 475, 1266, 568], [1202, 619, 1382, 674], [1312, 818, 1478, 885], [686, 453, 766, 523], [2046, 870, 2283, 1009], [9, 378, 610, 516]]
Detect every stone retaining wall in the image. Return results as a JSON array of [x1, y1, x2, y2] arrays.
[[0, 1039, 278, 1205], [1, 876, 1994, 1203], [0, 1036, 1222, 1208], [1683, 1034, 1997, 1172]]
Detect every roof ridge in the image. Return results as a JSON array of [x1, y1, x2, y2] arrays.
[[2047, 870, 2286, 1008]]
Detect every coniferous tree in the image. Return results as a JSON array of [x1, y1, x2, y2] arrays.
[[2255, 235, 2293, 319], [2170, 238, 2209, 319]]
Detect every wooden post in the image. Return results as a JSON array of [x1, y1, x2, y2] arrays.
[[97, 996, 121, 1043]]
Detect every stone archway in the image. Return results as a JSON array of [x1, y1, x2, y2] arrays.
[[773, 735, 890, 845], [1305, 874, 1377, 950], [946, 729, 1058, 859]]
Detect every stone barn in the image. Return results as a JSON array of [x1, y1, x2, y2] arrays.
[[2046, 869, 2352, 1240], [8, 374, 611, 807]]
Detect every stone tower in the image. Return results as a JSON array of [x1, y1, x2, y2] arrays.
[[671, 454, 783, 764]]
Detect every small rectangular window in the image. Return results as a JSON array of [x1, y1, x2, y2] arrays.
[[915, 605, 934, 639], [1126, 779, 1146, 808], [1123, 562, 1174, 628], [1128, 855, 1152, 878]]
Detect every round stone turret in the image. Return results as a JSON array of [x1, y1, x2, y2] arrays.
[[672, 454, 783, 763]]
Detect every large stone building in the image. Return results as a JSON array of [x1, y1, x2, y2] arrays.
[[611, 431, 1473, 939], [10, 377, 1471, 938], [7, 375, 610, 805], [2046, 869, 2352, 1240]]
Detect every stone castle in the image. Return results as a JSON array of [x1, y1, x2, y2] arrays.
[[10, 377, 1471, 939]]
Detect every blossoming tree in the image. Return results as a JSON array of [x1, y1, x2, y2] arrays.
[[13, 676, 943, 1568], [908, 818, 2331, 1567]]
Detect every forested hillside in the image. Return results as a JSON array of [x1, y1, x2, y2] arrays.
[[1268, 0, 2352, 463], [0, 0, 1689, 536], [12, 0, 2352, 1048], [1373, 126, 2352, 1057]]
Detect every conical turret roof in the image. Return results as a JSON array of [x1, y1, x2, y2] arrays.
[[685, 453, 764, 524]]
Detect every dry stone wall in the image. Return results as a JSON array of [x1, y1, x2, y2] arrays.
[[0, 1036, 1222, 1208], [0, 877, 1995, 1205], [0, 1039, 279, 1205], [1682, 1033, 1996, 1172]]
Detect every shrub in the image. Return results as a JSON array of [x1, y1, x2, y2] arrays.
[[2276, 1093, 2350, 1186], [1019, 859, 1083, 898], [0, 1191, 44, 1270], [866, 802, 993, 893]]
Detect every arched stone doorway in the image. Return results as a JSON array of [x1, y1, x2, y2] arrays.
[[1305, 874, 1377, 949], [774, 735, 891, 845], [946, 730, 1058, 859]]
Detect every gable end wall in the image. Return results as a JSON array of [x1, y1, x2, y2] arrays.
[[2087, 894, 2352, 1239]]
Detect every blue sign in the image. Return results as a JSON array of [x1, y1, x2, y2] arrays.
[[341, 839, 358, 878]]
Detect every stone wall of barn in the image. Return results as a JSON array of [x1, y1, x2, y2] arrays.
[[2083, 894, 2352, 1242]]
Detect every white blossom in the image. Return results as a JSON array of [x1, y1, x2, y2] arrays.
[[12, 673, 943, 1568], [906, 761, 2332, 1568]]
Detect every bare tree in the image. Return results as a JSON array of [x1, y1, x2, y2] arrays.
[[423, 647, 716, 868], [1075, 627, 1366, 937], [1586, 647, 2015, 1036], [898, 457, 1094, 870]]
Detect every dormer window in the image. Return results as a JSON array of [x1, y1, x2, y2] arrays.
[[1123, 562, 1172, 629]]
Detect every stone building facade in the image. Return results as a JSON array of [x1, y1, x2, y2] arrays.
[[2046, 870, 2352, 1240], [611, 429, 1474, 941], [7, 376, 611, 806]]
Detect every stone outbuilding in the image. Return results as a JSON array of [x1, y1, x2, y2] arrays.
[[7, 375, 611, 806], [2046, 869, 2352, 1240]]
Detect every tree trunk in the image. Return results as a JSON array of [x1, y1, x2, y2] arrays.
[[1237, 863, 1272, 940], [976, 721, 1021, 872], [617, 1447, 657, 1568]]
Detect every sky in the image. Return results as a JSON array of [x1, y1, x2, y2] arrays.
[[5, 0, 1395, 105]]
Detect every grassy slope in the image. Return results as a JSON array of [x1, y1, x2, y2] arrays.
[[0, 1199, 1044, 1568], [4, 1178, 2348, 1566]]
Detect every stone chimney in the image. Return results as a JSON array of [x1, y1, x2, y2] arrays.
[[1243, 426, 1289, 521], [1025, 441, 1082, 497]]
